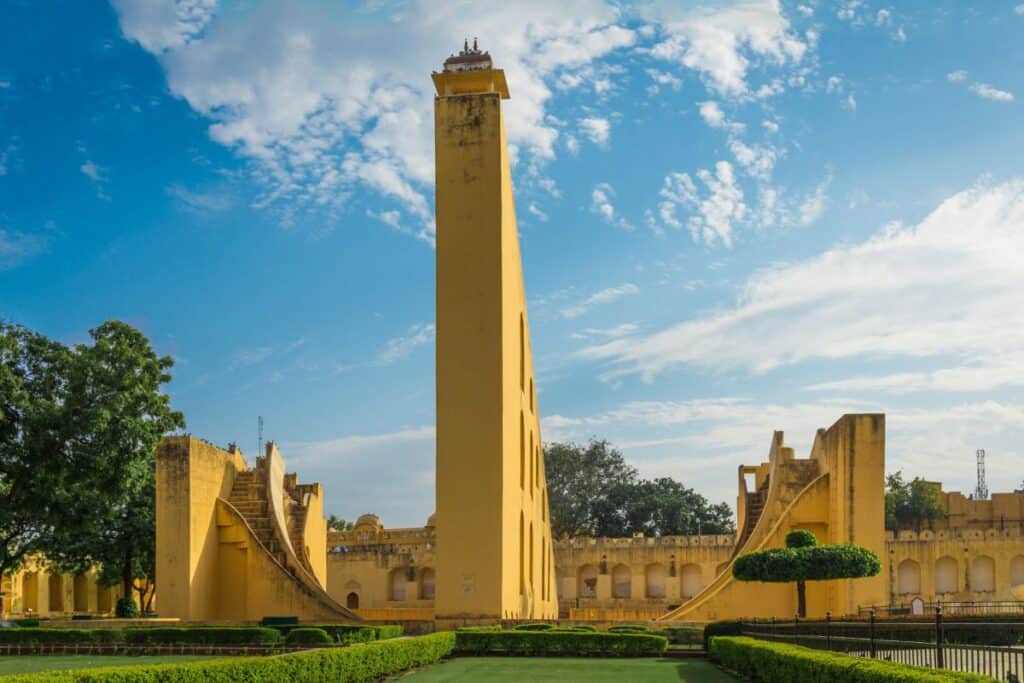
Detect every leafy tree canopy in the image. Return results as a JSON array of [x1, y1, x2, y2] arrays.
[[327, 515, 355, 532], [884, 471, 946, 531], [0, 320, 183, 605], [544, 439, 735, 539]]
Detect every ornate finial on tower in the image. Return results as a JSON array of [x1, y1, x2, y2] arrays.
[[443, 38, 493, 73], [473, 37, 478, 52], [463, 38, 469, 54]]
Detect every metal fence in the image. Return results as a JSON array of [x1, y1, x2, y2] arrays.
[[859, 601, 1024, 618], [0, 643, 322, 657], [739, 608, 1024, 680]]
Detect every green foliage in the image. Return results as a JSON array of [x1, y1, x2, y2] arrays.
[[271, 624, 402, 644], [607, 625, 650, 634], [454, 630, 667, 657], [703, 620, 746, 650], [455, 625, 503, 632], [326, 515, 355, 532], [259, 616, 298, 627], [733, 543, 881, 583], [708, 636, 993, 682], [0, 631, 456, 683], [544, 440, 735, 538], [115, 598, 139, 619], [0, 320, 184, 597], [657, 625, 704, 645], [0, 629, 125, 644], [512, 623, 555, 631], [373, 625, 403, 640], [13, 618, 40, 627], [784, 529, 817, 548], [885, 472, 946, 532], [122, 627, 281, 645], [285, 628, 333, 646]]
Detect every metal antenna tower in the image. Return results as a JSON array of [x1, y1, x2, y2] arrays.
[[258, 416, 264, 457], [974, 449, 989, 501]]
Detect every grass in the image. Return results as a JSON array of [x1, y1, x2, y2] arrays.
[[401, 657, 740, 681], [0, 655, 218, 676]]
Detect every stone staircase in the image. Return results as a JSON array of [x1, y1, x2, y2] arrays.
[[736, 478, 769, 552]]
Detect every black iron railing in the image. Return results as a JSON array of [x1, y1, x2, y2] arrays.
[[739, 607, 1024, 680]]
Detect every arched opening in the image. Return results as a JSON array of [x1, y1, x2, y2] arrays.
[[897, 559, 921, 595], [420, 568, 435, 600], [1011, 555, 1024, 587], [48, 574, 63, 612], [388, 567, 406, 601], [681, 563, 702, 599], [346, 592, 360, 609], [519, 512, 525, 595], [971, 556, 995, 593], [96, 585, 113, 613], [529, 522, 535, 593], [22, 573, 38, 613], [612, 564, 631, 598], [73, 573, 89, 612], [529, 431, 534, 496], [935, 556, 958, 594], [645, 563, 667, 599], [578, 564, 598, 598]]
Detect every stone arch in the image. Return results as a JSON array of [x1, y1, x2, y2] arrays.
[[419, 567, 436, 600], [612, 564, 631, 598], [1011, 555, 1024, 587], [935, 556, 958, 594], [73, 573, 89, 612], [48, 574, 63, 612], [578, 564, 598, 598], [22, 572, 38, 613], [897, 559, 921, 595], [388, 567, 406, 601], [971, 555, 995, 593], [645, 563, 667, 599], [681, 563, 702, 599], [346, 592, 360, 609]]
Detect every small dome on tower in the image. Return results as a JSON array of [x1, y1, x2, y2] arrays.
[[355, 513, 383, 530], [426, 512, 437, 528]]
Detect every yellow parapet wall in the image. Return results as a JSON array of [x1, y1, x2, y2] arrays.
[[659, 414, 888, 621], [433, 51, 557, 623]]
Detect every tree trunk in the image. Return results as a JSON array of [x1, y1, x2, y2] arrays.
[[797, 580, 807, 618], [121, 546, 133, 600]]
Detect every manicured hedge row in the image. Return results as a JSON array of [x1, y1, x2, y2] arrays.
[[272, 624, 403, 644], [513, 623, 556, 632], [658, 626, 704, 645], [123, 627, 281, 645], [372, 625, 403, 640], [709, 636, 993, 682], [285, 628, 333, 646], [0, 629, 124, 644], [1, 631, 456, 683], [454, 630, 667, 657]]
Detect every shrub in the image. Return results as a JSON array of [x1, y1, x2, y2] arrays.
[[554, 625, 596, 632], [785, 529, 817, 548], [373, 625, 403, 640], [13, 618, 40, 627], [285, 628, 333, 646], [0, 629, 124, 644], [708, 636, 992, 682], [123, 627, 281, 645], [114, 597, 138, 618], [454, 630, 667, 657], [513, 623, 556, 631], [703, 620, 745, 650], [607, 625, 649, 634], [0, 631, 456, 683], [260, 616, 299, 627], [657, 625, 703, 645], [456, 625, 503, 632], [70, 615, 94, 621]]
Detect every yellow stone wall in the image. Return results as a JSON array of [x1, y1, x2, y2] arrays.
[[433, 64, 556, 623], [1, 556, 124, 618]]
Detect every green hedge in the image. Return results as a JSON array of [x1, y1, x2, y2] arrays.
[[272, 624, 402, 644], [1, 631, 456, 683], [657, 625, 703, 645], [13, 618, 40, 627], [0, 629, 124, 644], [454, 630, 667, 657], [607, 625, 650, 634], [733, 544, 881, 583], [709, 636, 993, 682], [123, 627, 281, 645], [513, 623, 556, 632], [373, 625, 403, 640], [285, 628, 333, 646]]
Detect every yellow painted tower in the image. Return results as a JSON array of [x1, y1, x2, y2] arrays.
[[433, 42, 558, 623]]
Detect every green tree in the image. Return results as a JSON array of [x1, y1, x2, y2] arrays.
[[327, 515, 354, 532], [544, 440, 735, 538], [0, 321, 183, 610], [885, 472, 946, 531], [733, 529, 881, 617]]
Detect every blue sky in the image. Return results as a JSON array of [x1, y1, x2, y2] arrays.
[[2, 0, 1023, 528]]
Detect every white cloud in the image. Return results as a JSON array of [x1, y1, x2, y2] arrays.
[[728, 139, 776, 180], [797, 5, 813, 17], [762, 120, 779, 133], [658, 161, 746, 247], [285, 426, 436, 527], [570, 323, 640, 340], [797, 175, 830, 226], [837, 1, 862, 22], [167, 184, 233, 212], [527, 202, 549, 222], [697, 101, 744, 133], [565, 135, 581, 156], [968, 83, 1015, 102], [0, 226, 50, 270], [579, 116, 611, 147], [647, 0, 807, 97], [590, 182, 632, 230], [947, 70, 968, 84], [844, 93, 857, 110], [579, 179, 1024, 382], [112, 1, 636, 233], [826, 75, 843, 93], [875, 9, 892, 25], [374, 323, 435, 365], [1015, 4, 1024, 15], [80, 160, 104, 182], [645, 68, 682, 93], [366, 209, 402, 231], [560, 283, 640, 319]]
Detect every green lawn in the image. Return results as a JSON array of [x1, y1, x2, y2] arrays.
[[401, 657, 739, 681], [0, 656, 218, 676]]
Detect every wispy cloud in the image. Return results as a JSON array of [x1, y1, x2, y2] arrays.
[[80, 160, 111, 200], [0, 224, 50, 270], [374, 323, 434, 365], [590, 182, 632, 230], [167, 184, 233, 213], [560, 283, 639, 320], [657, 162, 746, 247], [579, 117, 611, 147], [968, 83, 1014, 102]]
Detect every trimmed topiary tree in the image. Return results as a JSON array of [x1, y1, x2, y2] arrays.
[[732, 529, 881, 617]]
